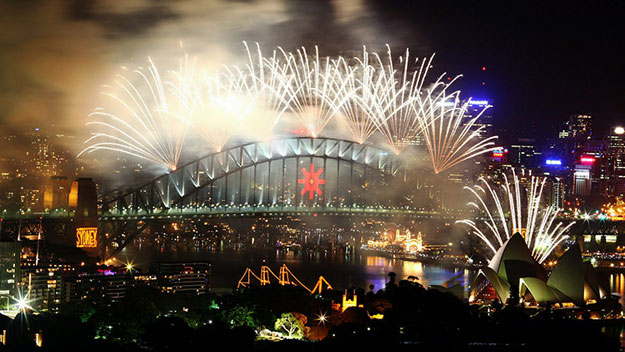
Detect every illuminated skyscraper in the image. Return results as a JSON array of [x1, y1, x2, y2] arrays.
[[555, 114, 592, 167], [509, 138, 541, 168], [574, 164, 592, 196], [0, 241, 21, 304], [543, 176, 566, 209], [463, 99, 493, 139], [606, 127, 625, 196], [566, 114, 592, 139]]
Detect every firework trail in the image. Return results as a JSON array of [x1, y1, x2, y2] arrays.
[[456, 170, 575, 264], [279, 46, 343, 138], [81, 43, 500, 172], [366, 46, 434, 154], [416, 91, 499, 174], [327, 49, 390, 144], [176, 64, 263, 152], [242, 42, 292, 131], [79, 56, 194, 171]]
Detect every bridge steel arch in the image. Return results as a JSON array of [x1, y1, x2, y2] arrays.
[[101, 137, 407, 219], [98, 137, 415, 258]]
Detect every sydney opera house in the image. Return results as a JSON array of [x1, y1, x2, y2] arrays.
[[469, 233, 611, 307]]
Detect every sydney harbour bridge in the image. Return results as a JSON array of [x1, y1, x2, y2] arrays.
[[97, 136, 442, 258], [0, 136, 621, 259], [0, 137, 447, 259]]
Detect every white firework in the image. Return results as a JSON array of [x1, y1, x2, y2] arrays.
[[367, 46, 432, 154], [80, 43, 500, 172], [326, 51, 384, 144], [242, 42, 293, 130], [416, 92, 499, 174], [79, 56, 193, 171], [279, 46, 343, 137], [175, 64, 264, 152], [456, 170, 575, 264]]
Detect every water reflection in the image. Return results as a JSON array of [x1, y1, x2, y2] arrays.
[[122, 245, 470, 292], [610, 273, 625, 305], [118, 244, 625, 347]]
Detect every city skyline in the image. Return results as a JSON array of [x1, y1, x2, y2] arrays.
[[2, 1, 625, 350]]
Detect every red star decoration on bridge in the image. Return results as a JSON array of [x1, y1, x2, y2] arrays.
[[298, 163, 325, 199]]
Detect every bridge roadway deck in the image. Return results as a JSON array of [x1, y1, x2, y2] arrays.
[[98, 206, 462, 220], [0, 207, 458, 221], [0, 208, 586, 224]]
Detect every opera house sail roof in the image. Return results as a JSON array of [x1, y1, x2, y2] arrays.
[[470, 233, 609, 306]]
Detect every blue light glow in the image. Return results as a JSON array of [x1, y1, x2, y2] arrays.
[[468, 100, 489, 106], [545, 159, 562, 166]]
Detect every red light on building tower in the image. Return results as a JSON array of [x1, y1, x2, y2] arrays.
[[580, 156, 596, 164]]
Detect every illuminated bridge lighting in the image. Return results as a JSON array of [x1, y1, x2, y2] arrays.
[[236, 264, 333, 295]]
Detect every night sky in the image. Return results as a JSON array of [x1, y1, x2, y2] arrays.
[[1, 0, 624, 147]]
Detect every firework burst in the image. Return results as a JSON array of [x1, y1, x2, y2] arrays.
[[456, 170, 575, 264], [79, 56, 194, 171], [176, 64, 263, 152], [278, 46, 343, 138], [367, 46, 433, 154], [326, 51, 381, 144], [416, 92, 499, 174], [242, 42, 292, 130], [81, 43, 499, 172]]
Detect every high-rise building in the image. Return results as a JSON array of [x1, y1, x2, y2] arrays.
[[566, 114, 592, 140], [606, 126, 625, 196], [19, 263, 72, 310], [555, 114, 592, 168], [0, 241, 21, 303], [509, 138, 541, 168], [574, 164, 592, 196], [150, 262, 211, 294], [65, 273, 130, 303], [580, 140, 608, 195], [463, 99, 493, 138], [543, 176, 566, 209]]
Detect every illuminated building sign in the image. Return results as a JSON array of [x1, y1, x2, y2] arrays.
[[545, 159, 562, 166], [580, 156, 596, 164], [492, 149, 507, 158], [76, 227, 98, 248], [468, 100, 489, 106]]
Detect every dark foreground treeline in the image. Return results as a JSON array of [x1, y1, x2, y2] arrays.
[[0, 277, 620, 352]]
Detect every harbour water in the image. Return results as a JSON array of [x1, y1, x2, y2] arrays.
[[120, 245, 473, 292], [120, 244, 625, 346], [120, 244, 625, 299]]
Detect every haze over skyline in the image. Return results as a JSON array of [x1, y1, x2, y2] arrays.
[[1, 0, 624, 148]]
